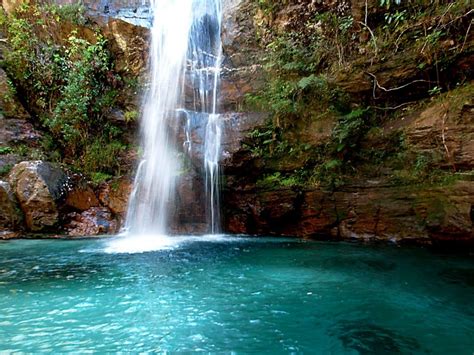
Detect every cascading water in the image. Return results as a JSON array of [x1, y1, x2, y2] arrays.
[[188, 2, 222, 234], [123, 0, 222, 242]]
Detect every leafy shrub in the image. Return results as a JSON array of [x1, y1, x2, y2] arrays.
[[51, 4, 87, 25], [332, 108, 369, 156], [0, 4, 125, 178], [82, 139, 127, 176]]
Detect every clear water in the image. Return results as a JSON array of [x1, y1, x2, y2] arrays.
[[1, 237, 473, 353]]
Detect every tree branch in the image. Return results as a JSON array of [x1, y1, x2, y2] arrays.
[[366, 72, 434, 99]]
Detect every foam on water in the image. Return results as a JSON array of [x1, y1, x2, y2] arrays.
[[104, 234, 177, 254], [104, 234, 243, 254]]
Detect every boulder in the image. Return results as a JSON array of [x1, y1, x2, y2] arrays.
[[0, 180, 23, 230], [65, 207, 118, 237], [64, 176, 99, 211], [97, 177, 132, 217], [97, 18, 149, 76], [8, 161, 69, 231]]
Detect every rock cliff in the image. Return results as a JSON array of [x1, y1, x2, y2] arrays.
[[218, 0, 474, 248], [0, 0, 472, 248]]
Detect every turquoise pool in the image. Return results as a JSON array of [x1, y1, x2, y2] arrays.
[[0, 236, 473, 353]]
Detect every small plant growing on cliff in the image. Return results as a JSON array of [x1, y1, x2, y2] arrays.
[[256, 172, 303, 189], [0, 147, 13, 155], [380, 0, 401, 9], [0, 4, 125, 178], [50, 4, 87, 25], [124, 110, 139, 122], [332, 108, 369, 156], [90, 172, 113, 186]]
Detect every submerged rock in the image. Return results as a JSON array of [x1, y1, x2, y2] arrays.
[[8, 161, 69, 232]]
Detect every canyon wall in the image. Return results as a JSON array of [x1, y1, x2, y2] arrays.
[[0, 0, 472, 248]]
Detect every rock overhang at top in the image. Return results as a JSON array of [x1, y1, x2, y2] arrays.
[[60, 0, 154, 28]]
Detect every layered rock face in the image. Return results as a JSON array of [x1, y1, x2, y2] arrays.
[[225, 180, 474, 244], [221, 88, 474, 246], [0, 0, 472, 247], [216, 0, 474, 247], [0, 67, 41, 175]]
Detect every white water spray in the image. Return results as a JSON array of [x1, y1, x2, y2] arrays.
[[188, 1, 222, 234], [123, 0, 222, 242]]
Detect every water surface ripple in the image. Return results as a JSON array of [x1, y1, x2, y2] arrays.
[[0, 237, 473, 353]]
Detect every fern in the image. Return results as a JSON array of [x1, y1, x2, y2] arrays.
[[298, 74, 317, 90]]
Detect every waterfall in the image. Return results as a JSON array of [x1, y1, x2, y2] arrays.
[[124, 0, 222, 238], [189, 1, 222, 234]]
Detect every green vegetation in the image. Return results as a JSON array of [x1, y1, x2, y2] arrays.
[[90, 172, 113, 186], [256, 172, 302, 189], [246, 0, 472, 190], [0, 4, 127, 180], [0, 164, 13, 176], [0, 147, 13, 155], [52, 3, 87, 25], [124, 110, 139, 123]]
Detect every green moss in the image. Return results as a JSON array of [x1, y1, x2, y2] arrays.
[[0, 164, 13, 176]]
